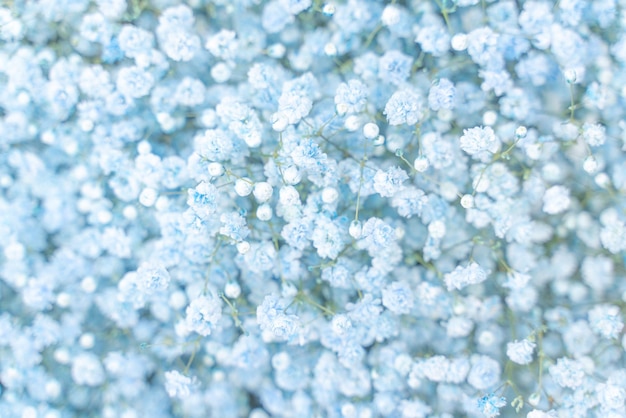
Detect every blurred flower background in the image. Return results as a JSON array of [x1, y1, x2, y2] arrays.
[[0, 0, 626, 417]]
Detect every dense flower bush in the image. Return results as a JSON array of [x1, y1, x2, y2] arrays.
[[1, 0, 626, 417]]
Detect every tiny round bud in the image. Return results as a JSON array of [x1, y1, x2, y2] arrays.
[[483, 110, 497, 126], [81, 183, 103, 199], [576, 213, 592, 229], [349, 220, 362, 239], [54, 348, 71, 364], [224, 281, 241, 299], [373, 135, 385, 146], [336, 103, 349, 115], [478, 329, 495, 347], [139, 187, 158, 207], [213, 370, 225, 382], [460, 194, 474, 209], [156, 113, 181, 132], [564, 213, 577, 230], [515, 126, 527, 139], [281, 281, 298, 298], [553, 279, 569, 296], [4, 242, 25, 261], [81, 276, 97, 293], [394, 353, 413, 375], [80, 119, 94, 132], [595, 173, 610, 188], [583, 155, 598, 173], [564, 69, 577, 84], [17, 91, 30, 105], [256, 203, 273, 221], [267, 43, 286, 58], [45, 380, 61, 399], [597, 56, 611, 69], [528, 392, 541, 407], [453, 301, 465, 315], [155, 195, 169, 211], [381, 4, 401, 26], [569, 282, 587, 303], [77, 198, 91, 213], [345, 115, 361, 131], [56, 292, 71, 308], [324, 43, 337, 56], [386, 135, 404, 153], [322, 3, 335, 15], [599, 69, 612, 84], [236, 241, 250, 254], [361, 407, 373, 418], [282, 166, 301, 185], [137, 141, 151, 155], [96, 210, 113, 224], [271, 112, 288, 132], [41, 130, 56, 145], [72, 165, 89, 181], [438, 108, 454, 121], [208, 162, 224, 177], [428, 220, 446, 239], [363, 122, 379, 139], [253, 182, 273, 203], [234, 178, 253, 196], [321, 187, 338, 203], [250, 410, 270, 418], [203, 355, 215, 367], [211, 62, 232, 83], [542, 162, 562, 182], [440, 181, 458, 201], [23, 407, 37, 418], [0, 174, 13, 187], [272, 352, 291, 370], [200, 109, 217, 128], [279, 185, 300, 206], [169, 291, 187, 310], [413, 156, 429, 172], [79, 333, 95, 349], [451, 33, 468, 51], [341, 404, 357, 418]]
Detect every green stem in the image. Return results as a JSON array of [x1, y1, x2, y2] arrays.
[[354, 158, 366, 221], [364, 23, 383, 48], [536, 327, 545, 393], [434, 0, 454, 33], [203, 239, 224, 293], [569, 83, 577, 122], [299, 292, 335, 316], [221, 294, 247, 334], [183, 337, 202, 375]]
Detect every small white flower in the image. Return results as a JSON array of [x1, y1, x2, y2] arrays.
[[542, 185, 571, 214], [506, 339, 536, 365], [164, 370, 198, 398]]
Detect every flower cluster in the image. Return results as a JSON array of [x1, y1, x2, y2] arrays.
[[1, 0, 626, 417]]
